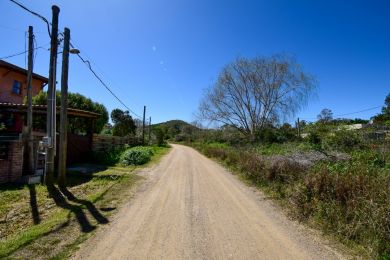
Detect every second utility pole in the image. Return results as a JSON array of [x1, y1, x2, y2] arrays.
[[148, 117, 151, 144], [45, 5, 60, 187], [26, 25, 34, 174], [58, 27, 70, 188], [142, 106, 146, 145]]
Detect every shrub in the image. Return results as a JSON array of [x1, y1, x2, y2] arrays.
[[307, 131, 322, 146], [324, 130, 365, 152], [153, 127, 166, 147], [120, 146, 154, 165], [91, 147, 125, 166]]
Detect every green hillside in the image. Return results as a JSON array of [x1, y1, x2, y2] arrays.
[[153, 120, 198, 140]]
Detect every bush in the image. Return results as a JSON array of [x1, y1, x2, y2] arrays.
[[324, 130, 365, 152], [153, 127, 167, 147], [91, 147, 125, 166], [120, 146, 154, 165], [307, 131, 322, 146]]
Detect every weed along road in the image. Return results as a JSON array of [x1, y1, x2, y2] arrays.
[[74, 144, 344, 259]]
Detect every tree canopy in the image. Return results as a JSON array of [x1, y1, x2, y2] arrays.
[[32, 91, 109, 133], [111, 108, 137, 137], [198, 55, 316, 139], [373, 93, 390, 125]]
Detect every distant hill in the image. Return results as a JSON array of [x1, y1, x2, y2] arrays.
[[153, 120, 198, 139]]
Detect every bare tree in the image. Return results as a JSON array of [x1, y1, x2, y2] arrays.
[[317, 108, 333, 122], [198, 55, 316, 139]]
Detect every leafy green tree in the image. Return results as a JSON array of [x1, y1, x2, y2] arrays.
[[373, 93, 390, 125], [153, 126, 166, 146], [32, 91, 109, 133], [111, 109, 136, 137]]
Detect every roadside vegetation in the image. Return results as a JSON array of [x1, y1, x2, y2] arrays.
[[158, 55, 390, 258], [0, 145, 169, 259], [186, 136, 389, 258], [0, 99, 171, 258]]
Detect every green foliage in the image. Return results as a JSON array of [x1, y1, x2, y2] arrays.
[[153, 126, 167, 146], [111, 109, 136, 137], [91, 147, 125, 166], [32, 91, 109, 133], [307, 131, 322, 147], [120, 146, 154, 166], [100, 124, 113, 135], [256, 124, 297, 144], [324, 130, 365, 152], [292, 155, 390, 257], [153, 120, 198, 140], [373, 93, 390, 124]]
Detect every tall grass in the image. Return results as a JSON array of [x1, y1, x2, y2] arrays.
[[190, 141, 390, 258]]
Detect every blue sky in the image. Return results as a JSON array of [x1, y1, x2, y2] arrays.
[[1, 0, 389, 124]]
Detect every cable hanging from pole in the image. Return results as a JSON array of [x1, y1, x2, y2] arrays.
[[9, 0, 52, 37], [0, 45, 49, 60], [300, 105, 383, 121], [69, 40, 143, 119], [8, 0, 144, 120]]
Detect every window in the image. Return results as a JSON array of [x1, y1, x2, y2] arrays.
[[12, 80, 22, 95]]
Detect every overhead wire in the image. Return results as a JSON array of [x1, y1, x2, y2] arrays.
[[7, 0, 144, 120], [8, 0, 51, 37], [300, 105, 383, 121], [73, 45, 143, 114], [0, 44, 49, 60], [69, 40, 143, 119]]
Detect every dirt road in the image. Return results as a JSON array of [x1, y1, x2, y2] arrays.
[[74, 144, 344, 259]]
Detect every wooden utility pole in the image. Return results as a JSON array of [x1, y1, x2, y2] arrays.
[[58, 27, 70, 188], [45, 5, 60, 187], [142, 106, 146, 145], [297, 117, 301, 137], [148, 117, 151, 144], [26, 25, 34, 174]]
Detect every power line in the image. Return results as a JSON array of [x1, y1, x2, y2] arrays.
[[300, 105, 383, 121], [69, 41, 142, 119], [9, 0, 51, 37], [0, 44, 49, 60], [8, 0, 144, 119], [334, 105, 382, 117], [0, 24, 45, 33], [73, 45, 143, 112]]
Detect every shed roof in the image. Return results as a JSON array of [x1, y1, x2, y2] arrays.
[[0, 102, 100, 118]]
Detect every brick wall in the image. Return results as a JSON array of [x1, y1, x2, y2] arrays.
[[92, 134, 141, 152], [0, 68, 45, 104], [0, 140, 24, 183]]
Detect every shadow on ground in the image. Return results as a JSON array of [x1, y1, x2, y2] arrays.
[[47, 185, 109, 233]]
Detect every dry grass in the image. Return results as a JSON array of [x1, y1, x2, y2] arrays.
[[190, 141, 390, 258]]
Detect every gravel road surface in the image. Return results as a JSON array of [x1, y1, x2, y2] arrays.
[[74, 144, 345, 260]]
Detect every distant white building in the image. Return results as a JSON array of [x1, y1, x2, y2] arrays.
[[337, 124, 364, 131]]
